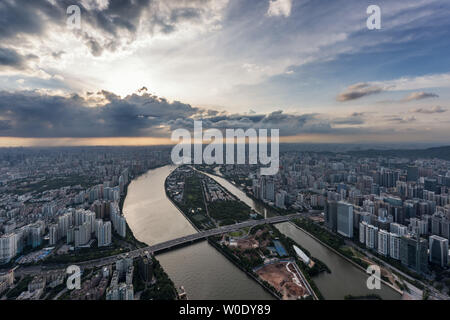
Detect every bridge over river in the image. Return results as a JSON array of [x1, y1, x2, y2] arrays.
[[77, 213, 303, 269]]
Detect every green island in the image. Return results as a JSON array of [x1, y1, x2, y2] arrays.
[[166, 166, 262, 230]]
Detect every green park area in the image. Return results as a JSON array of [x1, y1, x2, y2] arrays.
[[208, 200, 254, 226]]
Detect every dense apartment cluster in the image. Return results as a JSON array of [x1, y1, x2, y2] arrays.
[[105, 252, 154, 301], [222, 151, 450, 275], [0, 147, 171, 265]]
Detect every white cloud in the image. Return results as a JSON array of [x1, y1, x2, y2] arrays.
[[379, 73, 450, 91], [339, 73, 450, 102], [267, 0, 292, 18]]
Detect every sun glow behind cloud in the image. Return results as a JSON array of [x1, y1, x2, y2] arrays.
[[0, 0, 450, 146]]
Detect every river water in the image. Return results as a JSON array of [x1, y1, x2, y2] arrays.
[[123, 165, 274, 300], [124, 165, 401, 300]]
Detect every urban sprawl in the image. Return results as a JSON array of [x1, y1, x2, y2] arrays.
[[1, 146, 450, 300]]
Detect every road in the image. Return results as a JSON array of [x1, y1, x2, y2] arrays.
[[345, 240, 449, 300], [7, 213, 303, 275], [77, 213, 303, 269]]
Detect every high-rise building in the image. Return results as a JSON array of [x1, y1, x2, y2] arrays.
[[87, 212, 96, 234], [97, 220, 112, 247], [106, 259, 134, 301], [389, 233, 401, 260], [74, 222, 91, 248], [325, 200, 338, 233], [106, 271, 120, 300], [125, 266, 134, 285], [407, 166, 419, 182], [30, 222, 44, 248], [265, 180, 275, 202], [0, 234, 18, 264], [390, 222, 408, 236], [400, 236, 429, 274], [49, 224, 59, 246], [429, 235, 449, 267], [366, 224, 378, 249], [110, 202, 127, 238], [67, 228, 75, 245], [0, 269, 14, 295], [359, 222, 367, 244], [409, 218, 428, 236], [275, 191, 286, 209], [138, 252, 154, 284], [337, 201, 353, 238], [58, 213, 71, 239], [424, 178, 438, 192], [119, 283, 134, 300], [377, 229, 389, 256], [116, 257, 133, 278]]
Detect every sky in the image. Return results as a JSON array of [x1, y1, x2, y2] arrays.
[[0, 0, 450, 146]]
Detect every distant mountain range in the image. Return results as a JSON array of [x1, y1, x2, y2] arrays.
[[346, 146, 450, 161]]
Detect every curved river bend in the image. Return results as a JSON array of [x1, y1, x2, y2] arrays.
[[124, 165, 401, 300], [123, 165, 273, 300]]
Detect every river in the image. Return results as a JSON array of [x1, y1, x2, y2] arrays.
[[123, 165, 274, 300], [124, 165, 401, 300]]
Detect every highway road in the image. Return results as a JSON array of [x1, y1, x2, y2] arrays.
[[1, 214, 298, 279], [346, 240, 450, 300], [76, 213, 303, 269], [2, 213, 303, 274]]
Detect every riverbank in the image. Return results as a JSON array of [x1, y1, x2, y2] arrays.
[[120, 179, 151, 248], [165, 167, 321, 300], [200, 168, 295, 218], [209, 168, 403, 296], [207, 239, 282, 300], [164, 169, 283, 297], [124, 165, 274, 300], [120, 164, 179, 300], [203, 169, 403, 300], [164, 182, 202, 233], [288, 220, 404, 296], [207, 223, 325, 300]]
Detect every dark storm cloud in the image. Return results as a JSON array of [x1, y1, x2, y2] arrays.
[[168, 110, 364, 137], [0, 0, 49, 39], [0, 0, 217, 57], [0, 47, 38, 70], [0, 47, 26, 69], [337, 83, 384, 102], [0, 90, 198, 138], [0, 90, 376, 138]]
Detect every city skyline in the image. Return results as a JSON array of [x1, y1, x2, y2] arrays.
[[1, 0, 450, 146]]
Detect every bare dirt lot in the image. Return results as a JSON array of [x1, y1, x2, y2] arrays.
[[256, 262, 308, 300]]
